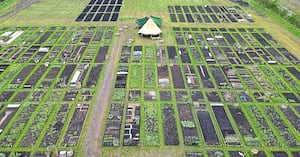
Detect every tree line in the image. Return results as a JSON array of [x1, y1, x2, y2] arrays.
[[254, 0, 300, 28]]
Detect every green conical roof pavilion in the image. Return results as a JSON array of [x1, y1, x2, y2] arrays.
[[135, 16, 162, 28]]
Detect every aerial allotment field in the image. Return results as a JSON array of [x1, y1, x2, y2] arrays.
[[102, 27, 300, 157], [0, 26, 114, 156], [0, 0, 300, 156]]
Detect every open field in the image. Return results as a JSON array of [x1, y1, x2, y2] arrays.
[[279, 0, 300, 15], [0, 0, 299, 156]]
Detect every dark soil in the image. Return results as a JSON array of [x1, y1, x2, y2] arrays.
[[160, 91, 172, 101], [162, 104, 179, 145]]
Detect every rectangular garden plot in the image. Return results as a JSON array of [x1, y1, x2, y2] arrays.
[[0, 104, 38, 147], [20, 104, 54, 147], [103, 103, 124, 146], [24, 65, 47, 88], [0, 104, 20, 131], [115, 65, 128, 88], [211, 104, 240, 145], [76, 0, 122, 22], [123, 103, 140, 146], [129, 64, 142, 88], [168, 6, 253, 23], [177, 103, 199, 145], [183, 65, 199, 88], [144, 64, 156, 88], [40, 104, 70, 147], [279, 105, 300, 133], [235, 66, 260, 90], [197, 65, 214, 88], [171, 65, 185, 88], [55, 64, 76, 88], [62, 104, 89, 147], [11, 65, 35, 86], [246, 105, 280, 146], [195, 104, 219, 145], [157, 65, 170, 88], [228, 105, 260, 146], [162, 104, 179, 145], [86, 64, 103, 88], [143, 103, 159, 146], [264, 106, 299, 146]]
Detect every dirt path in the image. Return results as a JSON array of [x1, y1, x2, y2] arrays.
[[83, 25, 130, 157]]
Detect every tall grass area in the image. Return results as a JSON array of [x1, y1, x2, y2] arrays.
[[250, 0, 300, 38], [0, 0, 18, 17]]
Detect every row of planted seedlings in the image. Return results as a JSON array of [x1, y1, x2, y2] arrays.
[[172, 27, 298, 65]]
